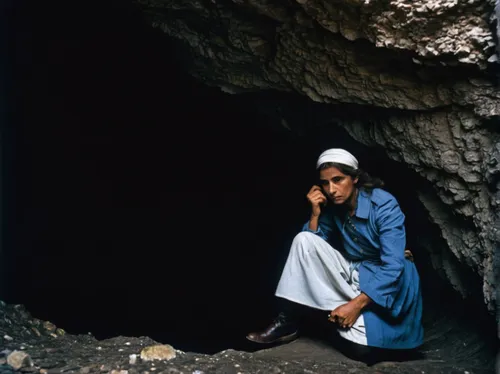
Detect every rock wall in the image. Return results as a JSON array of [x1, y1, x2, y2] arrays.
[[135, 0, 500, 312]]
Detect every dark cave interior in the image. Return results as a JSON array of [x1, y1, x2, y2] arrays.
[[1, 0, 497, 361]]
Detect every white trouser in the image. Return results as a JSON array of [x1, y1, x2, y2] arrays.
[[275, 231, 367, 345]]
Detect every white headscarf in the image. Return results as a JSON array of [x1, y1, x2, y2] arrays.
[[316, 148, 359, 170]]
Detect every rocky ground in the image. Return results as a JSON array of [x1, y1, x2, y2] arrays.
[[0, 301, 496, 374]]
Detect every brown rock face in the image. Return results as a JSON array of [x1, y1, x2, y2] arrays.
[[135, 0, 500, 312]]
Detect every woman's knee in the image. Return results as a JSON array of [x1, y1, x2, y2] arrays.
[[292, 231, 316, 245], [291, 232, 318, 255]]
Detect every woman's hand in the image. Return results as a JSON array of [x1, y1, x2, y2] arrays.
[[307, 185, 327, 217], [328, 293, 371, 328], [328, 301, 362, 329]]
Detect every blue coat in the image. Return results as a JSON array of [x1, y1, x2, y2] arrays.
[[302, 187, 424, 349]]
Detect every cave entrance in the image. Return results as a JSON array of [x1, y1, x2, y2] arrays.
[[2, 0, 496, 369]]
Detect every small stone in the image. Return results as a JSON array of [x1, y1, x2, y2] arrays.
[[129, 354, 137, 365], [42, 321, 56, 332], [110, 371, 128, 374], [3, 335, 13, 341], [7, 351, 33, 370], [40, 370, 48, 374], [30, 328, 41, 337], [55, 328, 65, 336], [488, 54, 498, 63], [140, 345, 176, 362], [80, 368, 90, 374]]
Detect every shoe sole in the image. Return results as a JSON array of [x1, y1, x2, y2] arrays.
[[246, 331, 299, 344]]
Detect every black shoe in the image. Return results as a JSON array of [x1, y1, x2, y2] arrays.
[[246, 312, 299, 344]]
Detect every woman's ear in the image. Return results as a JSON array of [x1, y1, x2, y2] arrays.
[[353, 177, 359, 185]]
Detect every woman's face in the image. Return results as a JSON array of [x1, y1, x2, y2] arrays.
[[319, 166, 358, 206]]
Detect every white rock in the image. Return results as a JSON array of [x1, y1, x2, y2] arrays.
[[7, 351, 33, 370]]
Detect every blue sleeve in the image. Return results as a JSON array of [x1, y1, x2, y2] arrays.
[[360, 197, 406, 317], [301, 212, 334, 242]]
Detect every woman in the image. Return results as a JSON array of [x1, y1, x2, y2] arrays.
[[247, 148, 423, 363]]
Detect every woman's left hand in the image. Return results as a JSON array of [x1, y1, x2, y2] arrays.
[[328, 301, 361, 329]]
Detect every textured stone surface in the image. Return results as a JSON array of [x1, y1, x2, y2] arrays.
[[6, 351, 33, 370], [336, 109, 498, 303], [139, 345, 176, 361], [135, 0, 500, 313]]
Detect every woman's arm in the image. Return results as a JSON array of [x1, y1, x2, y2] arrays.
[[359, 196, 406, 316], [329, 197, 406, 326], [302, 185, 333, 241], [302, 211, 334, 242]]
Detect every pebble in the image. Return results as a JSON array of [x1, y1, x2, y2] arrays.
[[129, 354, 137, 365], [55, 329, 65, 336], [6, 351, 33, 370], [140, 345, 176, 362]]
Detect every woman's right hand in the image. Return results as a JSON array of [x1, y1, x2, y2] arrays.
[[307, 185, 327, 217]]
